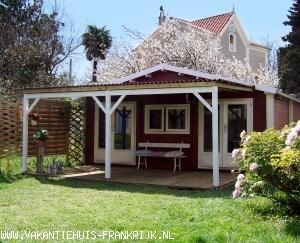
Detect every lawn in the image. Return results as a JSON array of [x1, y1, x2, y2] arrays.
[[0, 175, 299, 242]]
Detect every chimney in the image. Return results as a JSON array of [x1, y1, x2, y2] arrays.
[[159, 5, 166, 25]]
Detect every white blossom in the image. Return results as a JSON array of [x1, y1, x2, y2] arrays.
[[92, 19, 279, 86]]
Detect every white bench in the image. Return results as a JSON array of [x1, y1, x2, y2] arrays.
[[135, 142, 190, 172]]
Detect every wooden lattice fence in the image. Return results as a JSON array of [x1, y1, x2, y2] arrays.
[[0, 99, 22, 158], [0, 98, 86, 165], [66, 100, 85, 165]]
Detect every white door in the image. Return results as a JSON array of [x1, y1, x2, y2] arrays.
[[94, 102, 136, 165], [198, 99, 253, 169], [222, 100, 253, 167]]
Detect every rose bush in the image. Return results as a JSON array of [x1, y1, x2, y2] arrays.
[[232, 122, 300, 215]]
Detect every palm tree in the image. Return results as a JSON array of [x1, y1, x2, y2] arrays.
[[82, 25, 112, 82]]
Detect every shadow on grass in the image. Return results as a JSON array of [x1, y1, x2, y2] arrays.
[[243, 197, 300, 238], [0, 172, 24, 186], [285, 218, 300, 237], [32, 175, 233, 199]]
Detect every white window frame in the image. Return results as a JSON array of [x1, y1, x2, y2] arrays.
[[144, 105, 164, 133], [166, 104, 190, 133], [144, 104, 190, 134], [229, 33, 236, 52]]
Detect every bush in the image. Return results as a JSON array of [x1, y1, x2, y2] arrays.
[[232, 122, 300, 215]]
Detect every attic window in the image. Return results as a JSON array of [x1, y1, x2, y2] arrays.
[[229, 33, 236, 52]]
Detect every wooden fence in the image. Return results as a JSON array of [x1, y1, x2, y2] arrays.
[[0, 98, 85, 164]]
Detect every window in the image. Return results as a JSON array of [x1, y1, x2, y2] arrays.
[[229, 33, 236, 52], [114, 106, 132, 150], [145, 105, 190, 134], [98, 108, 105, 148], [227, 104, 247, 152]]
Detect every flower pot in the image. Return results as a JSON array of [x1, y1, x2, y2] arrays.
[[37, 140, 46, 147], [31, 120, 38, 126]]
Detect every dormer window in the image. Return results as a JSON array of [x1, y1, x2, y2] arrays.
[[229, 33, 236, 52]]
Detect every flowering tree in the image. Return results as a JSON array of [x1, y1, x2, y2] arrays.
[[94, 19, 279, 86], [232, 122, 300, 215]]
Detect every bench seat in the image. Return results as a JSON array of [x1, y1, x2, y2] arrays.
[[135, 142, 190, 172]]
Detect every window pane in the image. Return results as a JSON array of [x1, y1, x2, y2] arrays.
[[203, 106, 220, 152], [167, 109, 186, 129], [149, 109, 162, 129], [114, 107, 131, 150], [98, 109, 105, 148], [229, 35, 234, 44], [227, 104, 247, 152]]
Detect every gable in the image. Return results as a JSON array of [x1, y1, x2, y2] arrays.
[[219, 20, 247, 61]]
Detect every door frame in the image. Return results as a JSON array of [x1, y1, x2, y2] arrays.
[[94, 101, 136, 164], [198, 98, 253, 169]]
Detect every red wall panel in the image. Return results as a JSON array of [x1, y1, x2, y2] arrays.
[[274, 96, 289, 130], [294, 101, 300, 121]]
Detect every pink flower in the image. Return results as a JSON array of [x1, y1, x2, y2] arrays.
[[244, 135, 251, 145], [286, 131, 298, 146], [235, 180, 242, 189], [240, 130, 246, 139], [232, 149, 240, 159], [284, 146, 291, 152], [237, 174, 245, 183], [232, 189, 241, 198], [241, 149, 246, 159], [293, 124, 300, 134], [249, 163, 258, 172]]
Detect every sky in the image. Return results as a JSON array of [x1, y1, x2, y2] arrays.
[[60, 0, 293, 80]]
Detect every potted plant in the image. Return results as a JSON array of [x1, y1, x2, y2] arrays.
[[29, 112, 42, 126], [34, 129, 48, 174], [34, 129, 49, 147]]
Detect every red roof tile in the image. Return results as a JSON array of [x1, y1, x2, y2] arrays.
[[190, 12, 234, 35]]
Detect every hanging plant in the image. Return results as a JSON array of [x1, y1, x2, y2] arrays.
[[29, 112, 42, 126]]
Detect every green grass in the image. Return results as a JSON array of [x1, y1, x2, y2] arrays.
[[0, 176, 299, 242]]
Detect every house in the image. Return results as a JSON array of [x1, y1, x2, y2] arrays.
[[21, 12, 300, 187], [140, 8, 269, 73]]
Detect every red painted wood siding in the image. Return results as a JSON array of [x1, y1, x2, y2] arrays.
[[135, 70, 197, 83], [274, 96, 289, 130], [136, 94, 198, 170], [84, 90, 267, 170], [294, 101, 300, 121]]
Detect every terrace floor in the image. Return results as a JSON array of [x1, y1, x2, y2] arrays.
[[60, 165, 236, 190]]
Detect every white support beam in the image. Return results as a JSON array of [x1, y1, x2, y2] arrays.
[[108, 87, 213, 96], [193, 92, 212, 112], [212, 86, 219, 187], [105, 93, 112, 179], [24, 87, 213, 100], [289, 100, 294, 123], [109, 95, 126, 115], [28, 98, 40, 113], [22, 97, 29, 173], [266, 93, 274, 128], [92, 96, 106, 113]]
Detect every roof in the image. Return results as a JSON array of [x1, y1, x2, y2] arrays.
[[190, 12, 234, 35], [24, 63, 300, 103]]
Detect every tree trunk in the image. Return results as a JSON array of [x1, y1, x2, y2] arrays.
[[92, 59, 98, 82]]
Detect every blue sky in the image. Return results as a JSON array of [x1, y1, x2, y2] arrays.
[[60, 0, 293, 80]]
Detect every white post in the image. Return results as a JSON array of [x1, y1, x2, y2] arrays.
[[266, 93, 274, 128], [105, 93, 112, 179], [212, 86, 219, 187], [22, 97, 29, 173]]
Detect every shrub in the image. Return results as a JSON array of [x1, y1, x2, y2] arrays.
[[232, 121, 300, 215]]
